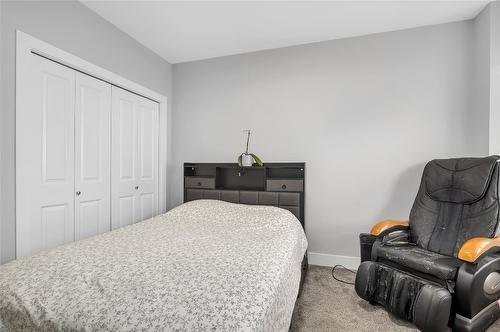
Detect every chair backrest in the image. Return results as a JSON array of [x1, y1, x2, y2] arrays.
[[409, 156, 500, 257]]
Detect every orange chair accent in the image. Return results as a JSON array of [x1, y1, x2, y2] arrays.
[[370, 220, 409, 236], [458, 237, 500, 263]]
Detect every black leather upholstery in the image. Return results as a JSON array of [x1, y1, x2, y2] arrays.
[[372, 241, 463, 280], [425, 157, 497, 204], [355, 261, 452, 332], [413, 284, 453, 332], [356, 156, 500, 332], [410, 156, 500, 257]]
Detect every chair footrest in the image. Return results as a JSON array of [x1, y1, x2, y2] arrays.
[[355, 261, 452, 332]]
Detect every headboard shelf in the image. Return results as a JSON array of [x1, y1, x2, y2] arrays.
[[184, 165, 216, 177], [216, 166, 265, 191], [183, 162, 306, 227]]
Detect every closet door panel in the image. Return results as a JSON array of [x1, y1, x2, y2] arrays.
[[140, 194, 154, 221], [137, 100, 159, 221], [119, 195, 135, 226], [75, 73, 111, 240], [77, 200, 101, 240], [118, 99, 136, 183], [42, 204, 71, 249], [111, 87, 139, 229], [17, 55, 75, 257]]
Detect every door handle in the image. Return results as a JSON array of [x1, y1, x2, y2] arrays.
[[135, 186, 139, 190], [76, 191, 81, 196]]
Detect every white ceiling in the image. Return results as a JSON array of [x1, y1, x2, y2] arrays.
[[82, 0, 490, 64]]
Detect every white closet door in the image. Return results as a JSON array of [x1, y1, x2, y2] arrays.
[[136, 98, 159, 221], [111, 87, 138, 229], [75, 73, 111, 240], [16, 55, 76, 257], [111, 87, 159, 230]]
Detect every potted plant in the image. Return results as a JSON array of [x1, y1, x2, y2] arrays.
[[238, 130, 263, 167]]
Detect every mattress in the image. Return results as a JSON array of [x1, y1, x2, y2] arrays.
[[0, 200, 308, 331]]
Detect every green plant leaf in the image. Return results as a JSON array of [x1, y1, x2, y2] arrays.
[[237, 154, 243, 166], [249, 153, 263, 166]]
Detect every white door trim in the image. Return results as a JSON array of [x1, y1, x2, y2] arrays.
[[16, 30, 168, 258]]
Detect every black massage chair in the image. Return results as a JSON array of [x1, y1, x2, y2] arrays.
[[355, 156, 500, 332]]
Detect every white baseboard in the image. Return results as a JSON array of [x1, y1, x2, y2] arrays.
[[308, 252, 360, 270]]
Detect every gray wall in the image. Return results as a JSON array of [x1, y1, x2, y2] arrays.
[[0, 0, 173, 263], [172, 21, 488, 259], [473, 1, 500, 159], [0, 0, 3, 263], [489, 2, 500, 155], [473, 5, 491, 154]]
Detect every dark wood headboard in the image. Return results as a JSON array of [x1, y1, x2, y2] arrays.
[[183, 163, 305, 227]]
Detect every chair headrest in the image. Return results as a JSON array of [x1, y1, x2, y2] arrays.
[[424, 156, 499, 204]]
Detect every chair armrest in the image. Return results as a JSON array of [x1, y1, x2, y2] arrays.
[[455, 252, 500, 318], [370, 220, 409, 236], [458, 237, 500, 263]]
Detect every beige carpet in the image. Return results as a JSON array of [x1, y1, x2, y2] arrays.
[[290, 265, 500, 332]]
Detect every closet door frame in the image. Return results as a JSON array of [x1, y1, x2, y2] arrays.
[[15, 31, 168, 258]]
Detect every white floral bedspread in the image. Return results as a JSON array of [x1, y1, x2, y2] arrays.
[[0, 200, 307, 331]]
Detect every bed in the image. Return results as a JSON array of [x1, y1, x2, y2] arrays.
[[0, 200, 308, 331]]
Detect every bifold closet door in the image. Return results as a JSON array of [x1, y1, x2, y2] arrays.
[[111, 87, 159, 230], [16, 55, 76, 257], [75, 73, 111, 240]]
